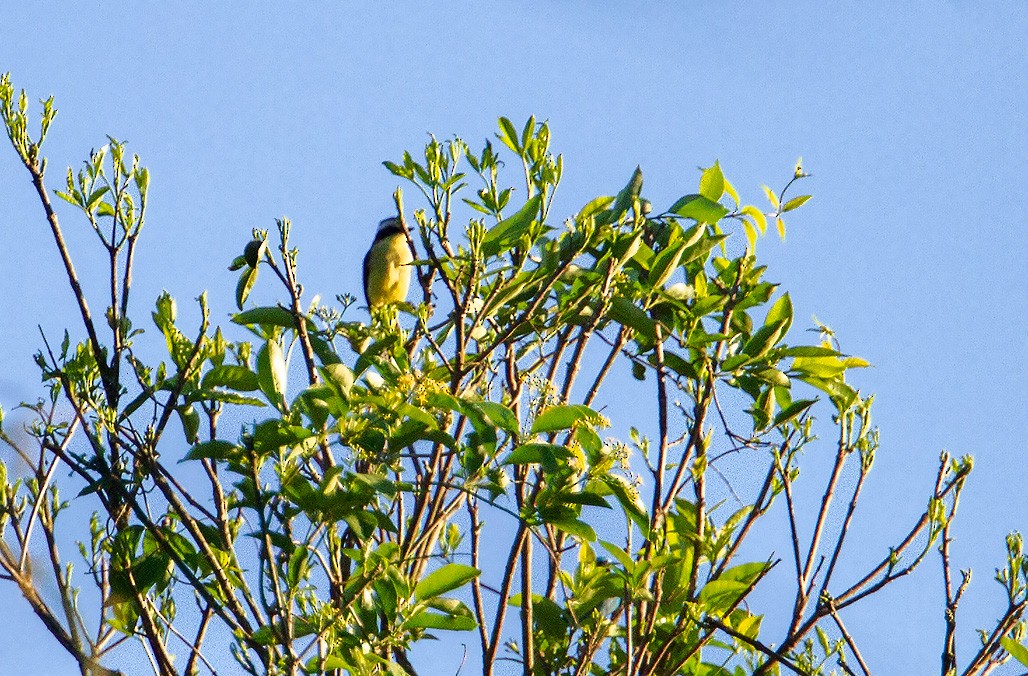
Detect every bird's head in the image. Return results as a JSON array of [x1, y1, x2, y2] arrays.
[[376, 217, 403, 237]]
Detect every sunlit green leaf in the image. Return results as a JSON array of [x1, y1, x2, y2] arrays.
[[577, 195, 615, 220], [531, 404, 599, 435], [202, 364, 259, 392], [779, 346, 840, 357], [257, 339, 287, 406], [699, 162, 725, 201], [742, 220, 757, 251], [798, 375, 858, 411], [183, 440, 240, 462], [235, 266, 257, 310], [415, 563, 480, 600], [549, 518, 596, 541], [743, 320, 787, 358], [505, 443, 571, 473], [698, 579, 748, 614], [607, 296, 656, 346], [320, 363, 354, 399], [782, 194, 812, 212], [1001, 637, 1028, 667], [473, 401, 520, 435], [670, 194, 729, 224], [497, 117, 520, 152], [482, 194, 542, 256], [773, 399, 816, 426], [648, 240, 686, 288], [405, 610, 477, 631], [740, 205, 766, 234], [232, 306, 297, 328], [555, 491, 610, 508], [606, 166, 644, 222], [764, 293, 793, 335]]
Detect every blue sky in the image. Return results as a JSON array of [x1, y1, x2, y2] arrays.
[[1, 3, 1026, 674]]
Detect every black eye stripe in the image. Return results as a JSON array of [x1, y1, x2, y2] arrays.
[[374, 224, 404, 241]]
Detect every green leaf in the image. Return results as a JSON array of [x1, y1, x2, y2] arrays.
[[765, 293, 793, 335], [382, 160, 412, 179], [598, 540, 635, 570], [309, 335, 340, 365], [257, 339, 287, 406], [320, 363, 354, 399], [549, 518, 596, 541], [482, 194, 542, 256], [55, 190, 80, 206], [740, 205, 767, 234], [680, 233, 727, 267], [599, 474, 648, 532], [670, 194, 729, 224], [84, 186, 110, 212], [405, 610, 477, 631], [472, 401, 520, 435], [773, 398, 816, 426], [177, 405, 199, 444], [779, 346, 840, 358], [183, 440, 240, 461], [662, 350, 699, 380], [790, 355, 848, 378], [252, 421, 315, 452], [555, 491, 610, 508], [531, 404, 598, 435], [718, 561, 769, 586], [414, 563, 480, 600], [232, 306, 297, 328], [648, 240, 686, 288], [235, 266, 257, 310], [799, 375, 858, 411], [287, 547, 309, 587], [497, 117, 520, 152], [743, 320, 787, 358], [521, 115, 536, 149], [508, 594, 567, 639], [306, 655, 351, 672], [698, 579, 748, 614], [1001, 637, 1028, 667], [722, 354, 753, 372], [202, 364, 259, 392], [612, 230, 645, 266], [394, 401, 438, 429], [505, 443, 571, 473], [607, 296, 656, 346], [816, 625, 831, 653], [742, 220, 757, 252], [607, 166, 644, 221], [577, 195, 615, 220], [204, 391, 265, 407], [782, 194, 812, 212], [751, 367, 789, 388], [699, 162, 725, 201]]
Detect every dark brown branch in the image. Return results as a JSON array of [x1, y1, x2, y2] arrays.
[[703, 615, 806, 675]]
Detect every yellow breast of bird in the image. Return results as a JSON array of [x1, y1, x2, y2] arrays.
[[367, 233, 413, 306]]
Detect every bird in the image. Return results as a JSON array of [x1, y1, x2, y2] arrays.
[[363, 216, 413, 309]]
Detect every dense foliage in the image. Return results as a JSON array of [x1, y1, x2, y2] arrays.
[[1, 73, 1026, 676]]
